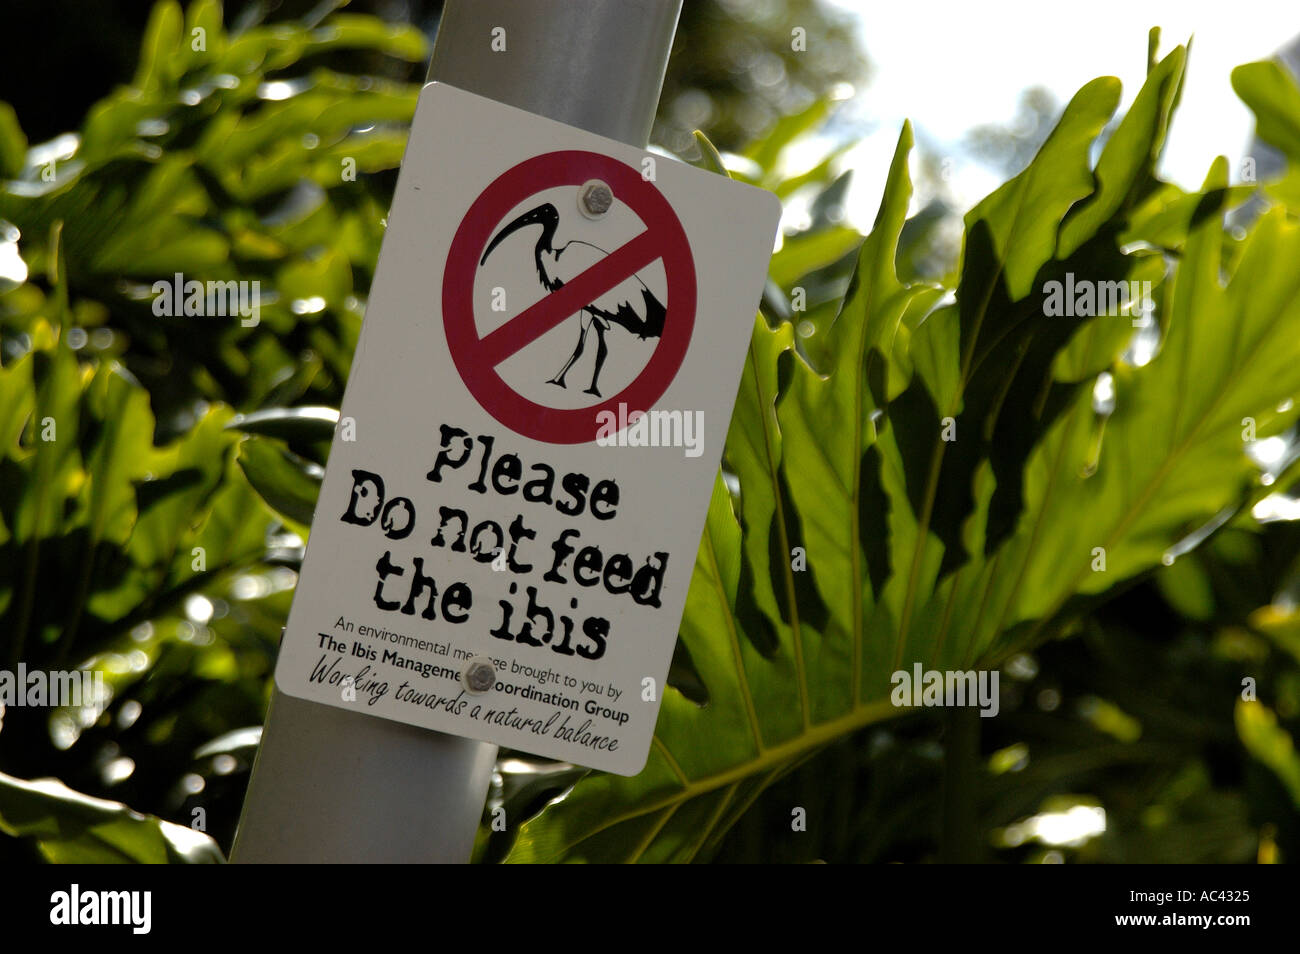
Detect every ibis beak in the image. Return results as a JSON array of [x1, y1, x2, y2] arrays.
[[479, 203, 560, 265]]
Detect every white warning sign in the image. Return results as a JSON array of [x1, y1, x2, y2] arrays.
[[273, 82, 780, 774]]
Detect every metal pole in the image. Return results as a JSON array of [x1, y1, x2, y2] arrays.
[[232, 0, 682, 864], [427, 0, 681, 146]]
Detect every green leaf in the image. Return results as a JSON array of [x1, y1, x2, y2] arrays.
[[885, 71, 1132, 598], [505, 46, 1300, 863], [128, 407, 234, 577], [1233, 60, 1300, 165], [0, 771, 223, 863], [0, 321, 272, 667], [768, 226, 861, 289], [1236, 701, 1300, 807], [307, 15, 429, 62], [134, 0, 184, 91], [226, 405, 339, 443], [178, 0, 226, 73], [236, 436, 322, 533], [692, 130, 728, 177], [1059, 47, 1186, 257], [977, 75, 1122, 298], [991, 164, 1300, 650], [276, 246, 352, 309], [0, 102, 27, 179], [744, 99, 831, 174]]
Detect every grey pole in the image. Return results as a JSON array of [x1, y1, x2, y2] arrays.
[[231, 0, 682, 864]]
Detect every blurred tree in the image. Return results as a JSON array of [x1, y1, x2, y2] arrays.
[[963, 86, 1061, 178], [654, 0, 865, 155], [0, 0, 867, 154]]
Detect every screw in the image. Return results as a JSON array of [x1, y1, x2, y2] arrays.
[[579, 180, 613, 218], [464, 657, 496, 693]]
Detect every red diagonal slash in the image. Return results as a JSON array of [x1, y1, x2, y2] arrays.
[[443, 149, 696, 444], [474, 229, 662, 367]]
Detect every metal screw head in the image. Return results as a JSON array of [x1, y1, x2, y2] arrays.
[[579, 180, 613, 218], [464, 657, 496, 693]]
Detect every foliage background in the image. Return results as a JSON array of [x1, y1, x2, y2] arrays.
[[0, 0, 1298, 863]]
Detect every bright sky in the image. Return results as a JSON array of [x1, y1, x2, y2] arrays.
[[819, 0, 1300, 223]]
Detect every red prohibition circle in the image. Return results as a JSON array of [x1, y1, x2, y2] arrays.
[[442, 150, 696, 445]]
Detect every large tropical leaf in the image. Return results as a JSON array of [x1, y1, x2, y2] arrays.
[[1232, 60, 1300, 165], [0, 771, 223, 863], [0, 320, 274, 668], [501, 42, 1300, 862], [0, 314, 281, 861], [0, 0, 426, 416]]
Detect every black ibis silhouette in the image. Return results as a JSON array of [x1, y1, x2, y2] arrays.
[[478, 202, 666, 397]]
